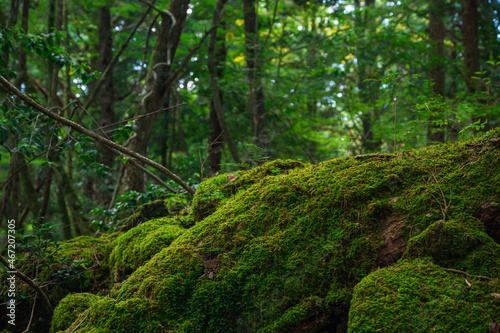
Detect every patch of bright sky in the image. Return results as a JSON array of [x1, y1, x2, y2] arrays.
[[331, 63, 345, 71], [344, 5, 355, 14], [323, 97, 336, 107]]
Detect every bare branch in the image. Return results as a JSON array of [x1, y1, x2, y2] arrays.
[[0, 74, 195, 195]]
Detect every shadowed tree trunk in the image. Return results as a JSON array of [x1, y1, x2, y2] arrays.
[[243, 0, 267, 149], [461, 0, 481, 93], [208, 0, 242, 176], [97, 5, 115, 168], [427, 0, 446, 143], [207, 16, 227, 177], [120, 0, 190, 194], [461, 0, 488, 132], [354, 0, 378, 153]]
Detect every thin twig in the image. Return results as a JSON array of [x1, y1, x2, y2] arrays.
[[444, 268, 493, 281], [22, 293, 36, 333], [427, 166, 452, 222], [70, 316, 87, 333]]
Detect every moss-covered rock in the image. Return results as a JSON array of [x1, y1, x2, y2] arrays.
[[348, 258, 500, 332], [14, 128, 498, 333], [191, 159, 306, 221], [403, 216, 500, 277], [109, 216, 186, 282], [51, 293, 100, 333], [61, 296, 164, 333]]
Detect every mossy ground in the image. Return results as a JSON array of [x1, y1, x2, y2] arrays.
[[2, 130, 499, 333]]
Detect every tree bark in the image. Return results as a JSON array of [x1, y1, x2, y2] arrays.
[[13, 0, 29, 88], [354, 0, 378, 153], [97, 5, 115, 168], [461, 0, 481, 93], [8, 0, 19, 27], [120, 0, 191, 194], [427, 0, 446, 143], [243, 0, 267, 149], [208, 0, 242, 173]]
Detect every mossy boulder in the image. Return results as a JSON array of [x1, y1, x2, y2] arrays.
[[109, 216, 186, 282], [50, 130, 500, 332], [191, 159, 306, 221], [348, 258, 500, 332], [60, 296, 164, 333], [0, 129, 493, 333], [51, 293, 100, 332], [403, 216, 500, 277]]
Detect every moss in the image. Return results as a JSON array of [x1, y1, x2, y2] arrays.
[[42, 129, 500, 332], [403, 216, 500, 277], [348, 258, 500, 332], [108, 216, 186, 282], [62, 297, 164, 333], [191, 159, 306, 222], [191, 173, 233, 222], [51, 293, 100, 332]]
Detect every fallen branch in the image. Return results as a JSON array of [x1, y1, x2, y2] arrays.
[[444, 268, 493, 281], [0, 74, 195, 195]]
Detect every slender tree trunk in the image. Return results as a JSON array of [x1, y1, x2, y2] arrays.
[[120, 0, 190, 194], [8, 0, 19, 26], [461, 0, 488, 133], [39, 159, 53, 220], [427, 0, 446, 143], [354, 0, 378, 153], [208, 0, 241, 173], [19, 165, 41, 218], [461, 0, 481, 93], [47, 0, 56, 105], [13, 0, 29, 88], [97, 5, 115, 168], [207, 15, 226, 176], [243, 0, 267, 149], [56, 182, 73, 239]]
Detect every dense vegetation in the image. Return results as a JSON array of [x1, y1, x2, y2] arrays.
[[0, 0, 499, 332]]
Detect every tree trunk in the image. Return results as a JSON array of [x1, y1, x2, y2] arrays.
[[13, 0, 29, 88], [8, 0, 19, 27], [461, 0, 481, 93], [243, 0, 267, 149], [97, 5, 115, 168], [354, 0, 378, 153], [427, 0, 446, 143], [120, 0, 190, 194], [208, 0, 241, 174]]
